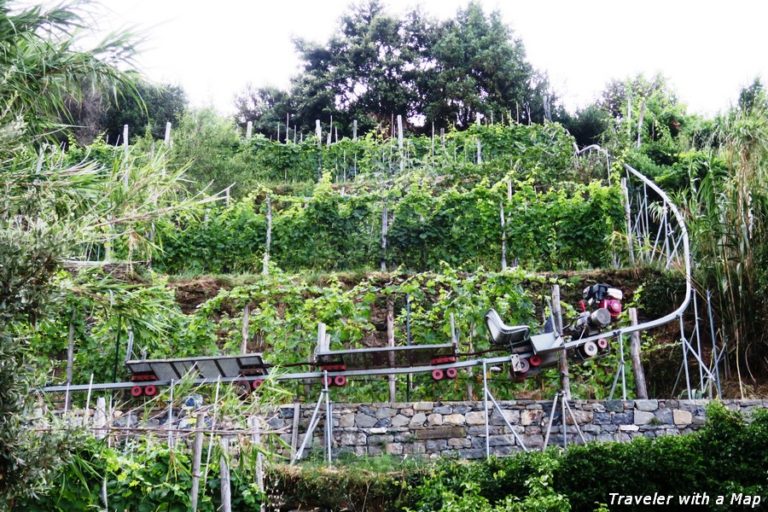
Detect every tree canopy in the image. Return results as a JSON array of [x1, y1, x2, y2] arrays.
[[235, 1, 558, 137]]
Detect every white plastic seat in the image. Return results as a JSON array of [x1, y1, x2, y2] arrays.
[[485, 309, 530, 346]]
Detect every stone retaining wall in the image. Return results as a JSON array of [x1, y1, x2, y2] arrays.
[[270, 399, 766, 459]]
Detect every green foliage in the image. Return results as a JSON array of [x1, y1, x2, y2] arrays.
[[235, 1, 555, 136]]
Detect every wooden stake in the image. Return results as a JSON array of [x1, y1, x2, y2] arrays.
[[553, 285, 571, 400], [64, 310, 76, 412], [122, 124, 129, 187], [290, 402, 301, 460], [500, 204, 507, 270], [263, 195, 272, 275], [387, 298, 396, 403], [246, 121, 253, 139], [219, 437, 232, 512], [315, 120, 321, 147], [352, 119, 357, 141], [190, 412, 205, 512], [241, 305, 250, 354], [629, 308, 648, 398], [248, 416, 266, 512], [380, 203, 388, 272], [397, 115, 404, 173], [164, 122, 172, 146]]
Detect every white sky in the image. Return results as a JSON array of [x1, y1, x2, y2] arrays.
[[80, 0, 768, 116]]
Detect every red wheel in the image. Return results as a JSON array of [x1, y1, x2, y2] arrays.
[[252, 378, 264, 390], [597, 338, 609, 350], [445, 367, 458, 379], [144, 385, 157, 397], [432, 369, 445, 381], [529, 355, 543, 367], [333, 375, 347, 387], [130, 385, 143, 397]]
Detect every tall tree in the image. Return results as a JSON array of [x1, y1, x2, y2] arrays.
[[235, 1, 552, 135]]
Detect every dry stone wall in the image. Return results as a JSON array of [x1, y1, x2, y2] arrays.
[[270, 399, 767, 459]]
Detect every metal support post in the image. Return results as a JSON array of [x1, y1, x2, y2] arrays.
[[483, 361, 490, 459]]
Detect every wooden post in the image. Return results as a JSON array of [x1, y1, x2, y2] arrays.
[[431, 122, 435, 156], [500, 203, 507, 271], [263, 195, 272, 275], [241, 304, 250, 354], [326, 116, 332, 147], [352, 120, 357, 141], [248, 416, 266, 512], [315, 120, 321, 147], [219, 437, 232, 512], [476, 113, 482, 164], [276, 122, 280, 142], [397, 114, 404, 173], [636, 98, 646, 148], [94, 397, 107, 439], [286, 113, 290, 143], [164, 122, 172, 146], [387, 298, 396, 403], [190, 412, 205, 512], [64, 310, 76, 412], [380, 203, 388, 272], [334, 125, 338, 144], [552, 285, 571, 400], [122, 124, 129, 187], [246, 121, 253, 139], [440, 128, 445, 148], [290, 402, 301, 460], [621, 178, 635, 265], [629, 308, 648, 398]]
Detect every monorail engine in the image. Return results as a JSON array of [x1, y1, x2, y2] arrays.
[[567, 283, 623, 357]]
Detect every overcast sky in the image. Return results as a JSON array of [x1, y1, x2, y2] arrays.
[[81, 0, 768, 116]]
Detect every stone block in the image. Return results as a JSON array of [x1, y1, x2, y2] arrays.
[[619, 424, 639, 432], [673, 409, 692, 425], [655, 408, 673, 425], [385, 443, 403, 455], [414, 426, 466, 440], [404, 442, 426, 455], [374, 418, 391, 428], [611, 412, 633, 425], [375, 407, 397, 419], [444, 414, 465, 425], [340, 433, 367, 446], [339, 413, 355, 428], [605, 400, 624, 412], [634, 400, 658, 412], [594, 412, 612, 425], [522, 434, 544, 448], [465, 411, 487, 425], [409, 413, 427, 428], [448, 437, 471, 449], [458, 448, 485, 459], [488, 435, 514, 447], [490, 409, 520, 426], [368, 434, 394, 445], [356, 413, 377, 428], [565, 410, 593, 425], [521, 409, 544, 426], [391, 415, 410, 427], [400, 408, 414, 417], [634, 411, 655, 425], [413, 402, 433, 411], [434, 406, 453, 415], [427, 413, 443, 426], [426, 439, 448, 452]]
